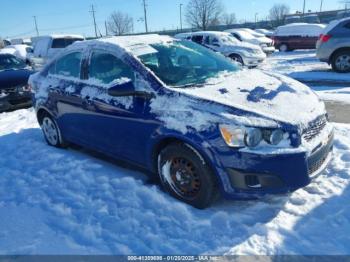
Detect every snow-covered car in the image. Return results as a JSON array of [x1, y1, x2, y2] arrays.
[[255, 28, 274, 38], [0, 54, 34, 112], [0, 44, 34, 63], [285, 15, 302, 24], [225, 28, 276, 54], [29, 34, 334, 209], [31, 34, 84, 60], [174, 31, 266, 67], [273, 23, 326, 52]]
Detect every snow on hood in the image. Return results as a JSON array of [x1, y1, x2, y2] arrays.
[[170, 69, 326, 129]]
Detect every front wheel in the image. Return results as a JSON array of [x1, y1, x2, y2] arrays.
[[229, 54, 244, 66], [279, 44, 289, 52], [158, 143, 218, 209], [41, 115, 66, 148], [332, 50, 350, 73]]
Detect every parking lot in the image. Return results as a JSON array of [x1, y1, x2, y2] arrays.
[[0, 48, 349, 255]]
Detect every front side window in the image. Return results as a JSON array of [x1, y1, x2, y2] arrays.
[[89, 52, 135, 85], [137, 40, 238, 87], [192, 35, 203, 44], [50, 52, 82, 78]]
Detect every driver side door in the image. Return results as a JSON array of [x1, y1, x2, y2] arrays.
[[79, 50, 151, 163]]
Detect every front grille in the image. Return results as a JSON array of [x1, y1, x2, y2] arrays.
[[302, 116, 327, 142], [308, 151, 329, 176]]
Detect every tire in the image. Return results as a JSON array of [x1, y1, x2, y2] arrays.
[[229, 54, 244, 65], [279, 44, 289, 52], [40, 114, 67, 148], [157, 143, 218, 209], [332, 50, 350, 73]]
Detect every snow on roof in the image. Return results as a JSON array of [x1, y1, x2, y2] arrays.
[[275, 23, 326, 37], [99, 34, 173, 49]]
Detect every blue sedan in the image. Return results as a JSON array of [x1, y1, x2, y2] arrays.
[[29, 35, 334, 208]]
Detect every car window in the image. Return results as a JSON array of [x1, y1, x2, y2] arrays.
[[51, 38, 83, 49], [203, 36, 210, 45], [192, 35, 203, 44], [89, 52, 135, 85], [344, 22, 350, 29], [50, 52, 82, 78]]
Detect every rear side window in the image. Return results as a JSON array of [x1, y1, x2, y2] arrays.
[[89, 52, 135, 85], [192, 35, 203, 44], [51, 38, 83, 48], [49, 52, 82, 78]]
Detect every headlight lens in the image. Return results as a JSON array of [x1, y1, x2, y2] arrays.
[[220, 125, 288, 148], [245, 128, 263, 147], [264, 129, 284, 145]]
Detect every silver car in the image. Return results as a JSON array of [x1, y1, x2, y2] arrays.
[[316, 17, 350, 73]]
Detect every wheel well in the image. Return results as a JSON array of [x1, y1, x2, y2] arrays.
[[330, 47, 350, 64], [151, 137, 221, 189], [36, 108, 51, 125]]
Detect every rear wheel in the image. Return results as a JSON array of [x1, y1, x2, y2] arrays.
[[279, 44, 289, 52], [158, 143, 218, 209], [229, 54, 244, 65], [40, 114, 66, 148], [332, 50, 350, 73]]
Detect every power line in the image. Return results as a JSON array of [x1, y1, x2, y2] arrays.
[[90, 4, 98, 38]]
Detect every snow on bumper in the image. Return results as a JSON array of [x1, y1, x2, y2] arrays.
[[214, 123, 334, 198]]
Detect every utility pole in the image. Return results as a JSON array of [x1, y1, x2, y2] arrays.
[[303, 0, 306, 16], [105, 21, 108, 36], [142, 0, 148, 33], [320, 0, 324, 12], [255, 13, 258, 27], [90, 4, 98, 38], [180, 4, 183, 31], [33, 16, 39, 36]]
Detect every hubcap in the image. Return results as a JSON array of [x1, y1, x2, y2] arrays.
[[42, 117, 59, 145], [336, 55, 350, 71], [168, 157, 201, 199], [280, 45, 287, 52]]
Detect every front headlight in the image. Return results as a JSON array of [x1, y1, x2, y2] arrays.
[[220, 125, 288, 148]]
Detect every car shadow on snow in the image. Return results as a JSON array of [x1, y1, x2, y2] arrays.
[[0, 128, 295, 255]]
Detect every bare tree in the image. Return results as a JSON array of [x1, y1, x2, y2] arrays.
[[107, 11, 133, 36], [269, 4, 290, 27], [185, 0, 223, 30], [222, 13, 236, 25]]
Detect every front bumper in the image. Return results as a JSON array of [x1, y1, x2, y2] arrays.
[[0, 92, 32, 112], [262, 46, 276, 54], [215, 130, 334, 199]]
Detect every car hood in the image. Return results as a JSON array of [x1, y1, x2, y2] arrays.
[[0, 69, 34, 89], [171, 69, 326, 129], [221, 42, 261, 51]]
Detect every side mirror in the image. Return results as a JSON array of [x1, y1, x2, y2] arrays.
[[108, 80, 155, 99]]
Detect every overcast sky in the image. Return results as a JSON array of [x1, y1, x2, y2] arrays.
[[0, 0, 346, 39]]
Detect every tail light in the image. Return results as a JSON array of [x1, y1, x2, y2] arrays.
[[319, 34, 332, 42]]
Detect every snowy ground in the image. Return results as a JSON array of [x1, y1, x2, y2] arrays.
[[263, 51, 350, 104], [1, 108, 350, 255]]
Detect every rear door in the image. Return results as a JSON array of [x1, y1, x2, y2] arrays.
[[46, 50, 88, 144]]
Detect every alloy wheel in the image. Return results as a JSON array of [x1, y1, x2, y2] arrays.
[[335, 54, 350, 72], [42, 117, 59, 146]]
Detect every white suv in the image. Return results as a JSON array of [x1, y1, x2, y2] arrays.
[[174, 31, 266, 67]]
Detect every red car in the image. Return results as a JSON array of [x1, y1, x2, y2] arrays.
[[273, 23, 326, 52]]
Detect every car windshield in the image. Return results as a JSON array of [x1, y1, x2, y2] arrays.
[[0, 55, 26, 71], [220, 35, 239, 44], [137, 40, 238, 87]]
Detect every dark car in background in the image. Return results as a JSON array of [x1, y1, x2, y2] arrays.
[[273, 23, 326, 52], [0, 54, 34, 112], [317, 17, 350, 73]]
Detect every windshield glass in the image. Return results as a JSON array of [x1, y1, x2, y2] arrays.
[[137, 40, 238, 87], [0, 55, 26, 71], [220, 35, 239, 44]]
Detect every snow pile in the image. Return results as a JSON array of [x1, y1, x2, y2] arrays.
[[0, 109, 350, 255]]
